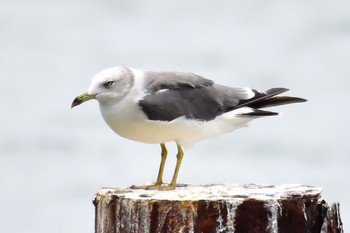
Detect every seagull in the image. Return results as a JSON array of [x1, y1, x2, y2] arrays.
[[71, 67, 306, 190]]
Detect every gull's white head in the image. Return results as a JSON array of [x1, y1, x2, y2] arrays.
[[72, 67, 134, 108]]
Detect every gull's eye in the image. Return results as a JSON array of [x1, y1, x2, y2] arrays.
[[104, 81, 114, 88]]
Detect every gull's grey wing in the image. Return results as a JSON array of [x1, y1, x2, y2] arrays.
[[143, 71, 214, 92], [139, 71, 306, 121], [139, 83, 260, 121]]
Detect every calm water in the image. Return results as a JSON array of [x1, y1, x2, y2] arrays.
[[1, 1, 349, 232]]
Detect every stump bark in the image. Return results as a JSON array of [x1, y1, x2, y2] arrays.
[[93, 184, 343, 233]]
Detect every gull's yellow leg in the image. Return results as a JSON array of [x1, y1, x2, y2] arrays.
[[145, 143, 168, 190], [131, 143, 168, 190], [155, 143, 168, 185], [158, 144, 184, 191]]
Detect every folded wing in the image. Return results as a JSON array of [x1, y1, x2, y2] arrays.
[[139, 72, 306, 121]]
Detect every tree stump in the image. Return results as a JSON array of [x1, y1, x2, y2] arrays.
[[93, 184, 343, 233]]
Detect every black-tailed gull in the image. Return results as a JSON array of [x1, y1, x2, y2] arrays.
[[71, 67, 306, 190]]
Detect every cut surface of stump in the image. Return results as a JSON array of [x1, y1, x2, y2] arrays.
[[93, 184, 343, 233]]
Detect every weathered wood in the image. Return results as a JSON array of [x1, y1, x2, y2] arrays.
[[93, 184, 343, 233]]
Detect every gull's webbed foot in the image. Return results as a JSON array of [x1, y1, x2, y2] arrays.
[[130, 183, 176, 191], [130, 183, 161, 190]]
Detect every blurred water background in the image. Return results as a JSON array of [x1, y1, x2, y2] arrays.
[[1, 0, 349, 232]]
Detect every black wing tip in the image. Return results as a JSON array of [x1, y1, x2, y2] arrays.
[[239, 109, 279, 117], [295, 97, 307, 102], [263, 88, 307, 106], [265, 88, 308, 102], [275, 96, 308, 104]]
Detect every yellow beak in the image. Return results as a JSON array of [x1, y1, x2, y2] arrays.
[[71, 92, 96, 108]]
